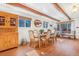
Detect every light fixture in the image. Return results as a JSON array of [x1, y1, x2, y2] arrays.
[[73, 5, 78, 12], [72, 4, 79, 12]]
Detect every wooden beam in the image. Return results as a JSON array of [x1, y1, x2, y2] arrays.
[[53, 3, 71, 20], [7, 3, 60, 22]]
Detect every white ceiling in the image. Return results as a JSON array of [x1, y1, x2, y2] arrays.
[[23, 3, 69, 21], [0, 3, 53, 21], [0, 4, 41, 18], [0, 3, 79, 22], [59, 3, 79, 20]]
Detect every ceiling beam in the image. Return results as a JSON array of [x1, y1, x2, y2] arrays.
[[7, 3, 60, 22], [52, 3, 71, 20]]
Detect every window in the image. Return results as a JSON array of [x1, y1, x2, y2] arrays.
[[43, 21, 48, 28], [26, 20, 31, 27], [61, 23, 67, 33], [68, 23, 71, 32], [19, 19, 25, 27], [57, 24, 60, 31], [57, 22, 71, 33]]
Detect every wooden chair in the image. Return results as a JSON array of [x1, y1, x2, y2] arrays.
[[29, 30, 39, 48], [33, 30, 41, 48], [40, 32, 47, 47], [53, 31, 58, 42], [45, 31, 51, 45], [45, 30, 54, 44], [49, 30, 58, 43]]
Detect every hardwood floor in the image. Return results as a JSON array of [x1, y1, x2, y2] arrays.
[[0, 38, 79, 56]]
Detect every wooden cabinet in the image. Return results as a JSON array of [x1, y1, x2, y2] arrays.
[[0, 11, 18, 51]]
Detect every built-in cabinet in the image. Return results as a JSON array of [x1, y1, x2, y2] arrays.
[[0, 11, 18, 51]]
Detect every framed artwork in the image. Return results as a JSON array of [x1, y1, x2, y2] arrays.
[[34, 20, 42, 27], [19, 19, 25, 27], [10, 18, 16, 26], [26, 20, 31, 27], [0, 16, 5, 26], [43, 21, 48, 28]]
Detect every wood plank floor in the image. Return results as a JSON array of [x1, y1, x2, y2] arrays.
[[0, 38, 79, 56]]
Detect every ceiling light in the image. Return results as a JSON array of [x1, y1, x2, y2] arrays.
[[73, 5, 78, 12], [72, 4, 79, 12]]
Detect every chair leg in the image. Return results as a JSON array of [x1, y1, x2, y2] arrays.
[[39, 40, 41, 48], [48, 38, 52, 45], [49, 37, 54, 44], [43, 41, 45, 47], [42, 40, 46, 47], [34, 42, 39, 48], [46, 39, 49, 46], [55, 37, 57, 41], [44, 40, 47, 47], [54, 37, 57, 42], [33, 42, 35, 48], [38, 42, 40, 48], [30, 41, 32, 47], [52, 39, 54, 44]]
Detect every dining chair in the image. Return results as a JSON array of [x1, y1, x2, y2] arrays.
[[46, 30, 54, 44], [45, 31, 51, 45], [40, 32, 47, 47], [33, 30, 41, 48], [53, 31, 58, 42], [29, 30, 39, 48]]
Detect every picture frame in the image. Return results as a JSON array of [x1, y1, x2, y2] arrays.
[[34, 20, 42, 27]]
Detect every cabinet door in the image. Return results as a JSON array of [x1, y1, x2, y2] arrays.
[[0, 33, 8, 51], [7, 32, 18, 48], [11, 33, 18, 47], [0, 12, 9, 28], [14, 33, 18, 47], [3, 35, 8, 50], [0, 35, 4, 51], [8, 14, 18, 28], [0, 16, 6, 28]]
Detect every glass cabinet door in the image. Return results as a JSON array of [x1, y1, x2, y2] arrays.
[[10, 18, 16, 26], [0, 16, 5, 26]]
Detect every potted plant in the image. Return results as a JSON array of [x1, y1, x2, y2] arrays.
[[39, 29, 44, 34]]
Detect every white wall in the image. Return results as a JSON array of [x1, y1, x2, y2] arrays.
[[18, 15, 57, 45], [71, 19, 79, 39]]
